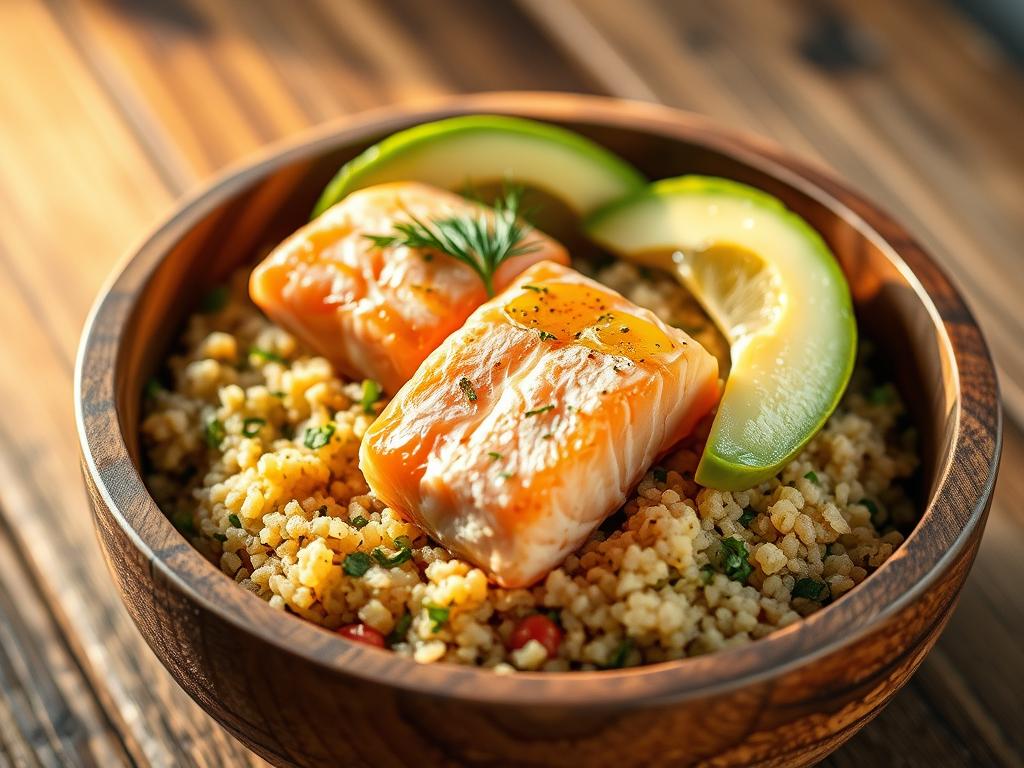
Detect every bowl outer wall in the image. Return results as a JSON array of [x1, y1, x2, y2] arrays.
[[75, 93, 1000, 718]]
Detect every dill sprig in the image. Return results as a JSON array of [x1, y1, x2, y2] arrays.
[[364, 187, 539, 296]]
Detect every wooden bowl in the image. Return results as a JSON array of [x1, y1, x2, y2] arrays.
[[75, 92, 1001, 768]]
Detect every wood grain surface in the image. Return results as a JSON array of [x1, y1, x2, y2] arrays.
[[0, 1, 1020, 766]]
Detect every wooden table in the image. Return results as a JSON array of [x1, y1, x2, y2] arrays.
[[1, 1, 1021, 765]]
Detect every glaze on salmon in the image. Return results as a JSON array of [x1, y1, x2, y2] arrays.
[[249, 182, 569, 393], [359, 261, 720, 587]]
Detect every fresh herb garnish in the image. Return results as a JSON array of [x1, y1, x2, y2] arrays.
[[270, 390, 286, 399], [249, 346, 286, 364], [364, 186, 539, 296], [499, 471, 515, 480], [242, 417, 266, 437], [458, 377, 478, 402], [653, 466, 668, 483], [867, 385, 894, 405], [719, 537, 753, 584], [343, 551, 373, 577], [360, 379, 382, 414], [487, 451, 502, 461], [606, 638, 633, 669], [700, 564, 716, 584], [425, 603, 449, 633], [144, 378, 164, 400], [303, 423, 336, 449], [212, 533, 228, 542], [739, 507, 757, 526], [792, 578, 829, 601], [200, 285, 229, 313], [860, 498, 881, 524], [803, 471, 820, 484], [521, 284, 547, 293], [350, 515, 369, 529], [524, 404, 554, 417], [388, 612, 412, 645], [204, 418, 226, 448], [394, 535, 412, 550], [538, 330, 557, 342], [227, 513, 242, 529], [372, 546, 412, 568]]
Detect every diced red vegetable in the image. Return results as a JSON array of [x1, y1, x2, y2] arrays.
[[338, 623, 386, 648], [508, 614, 562, 658]]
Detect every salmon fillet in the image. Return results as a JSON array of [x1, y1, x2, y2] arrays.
[[359, 261, 720, 587], [249, 182, 569, 393]]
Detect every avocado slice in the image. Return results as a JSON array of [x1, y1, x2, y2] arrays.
[[585, 176, 857, 490], [312, 115, 645, 219]]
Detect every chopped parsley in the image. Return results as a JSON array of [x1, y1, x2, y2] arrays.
[[394, 535, 412, 550], [606, 638, 633, 669], [524, 404, 555, 417], [538, 330, 557, 341], [792, 578, 829, 601], [200, 285, 229, 313], [739, 507, 757, 526], [803, 471, 820, 484], [719, 537, 753, 584], [425, 603, 449, 633], [458, 376, 478, 402], [867, 385, 894, 405], [204, 418, 226, 448], [700, 564, 716, 584], [242, 417, 266, 437], [360, 379, 382, 414], [212, 533, 228, 542], [388, 612, 412, 645], [350, 515, 369, 529], [860, 498, 881, 525], [521, 284, 547, 293], [303, 423, 336, 449], [144, 378, 164, 400], [270, 390, 286, 399], [653, 466, 668, 483], [499, 471, 515, 480], [249, 346, 286, 364], [227, 514, 242, 529], [487, 451, 503, 461], [343, 551, 373, 578], [372, 546, 412, 568]]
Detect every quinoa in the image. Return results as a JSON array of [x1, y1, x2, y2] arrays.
[[141, 263, 917, 671]]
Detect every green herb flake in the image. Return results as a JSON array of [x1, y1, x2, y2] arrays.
[[360, 379, 382, 414], [739, 507, 757, 526], [606, 638, 634, 669], [372, 546, 413, 568], [867, 385, 894, 405], [200, 285, 229, 314], [350, 515, 369, 529], [249, 346, 286, 364], [364, 186, 538, 296], [394, 535, 412, 550], [653, 466, 668, 483], [792, 578, 829, 601], [457, 376, 478, 402], [803, 471, 820, 485], [487, 451, 502, 461], [860, 498, 881, 524], [270, 390, 286, 399], [388, 612, 412, 645], [227, 513, 242, 529], [212, 533, 228, 542], [538, 330, 558, 342], [425, 603, 450, 633], [521, 284, 547, 293], [700, 564, 716, 584], [524, 404, 555, 417], [242, 417, 266, 437], [719, 537, 753, 584], [303, 422, 336, 450], [499, 471, 515, 480], [204, 418, 226, 449], [144, 378, 164, 400], [343, 551, 373, 578]]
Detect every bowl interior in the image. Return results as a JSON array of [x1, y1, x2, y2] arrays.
[[83, 95, 996, 704]]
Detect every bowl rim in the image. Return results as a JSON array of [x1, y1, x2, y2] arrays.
[[75, 91, 1001, 708]]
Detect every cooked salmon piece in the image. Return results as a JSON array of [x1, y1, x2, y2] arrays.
[[359, 261, 720, 587], [249, 182, 569, 393]]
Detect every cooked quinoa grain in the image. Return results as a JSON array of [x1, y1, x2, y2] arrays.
[[142, 264, 917, 671]]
